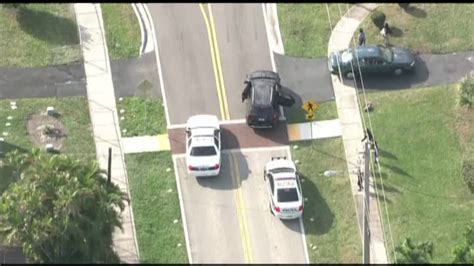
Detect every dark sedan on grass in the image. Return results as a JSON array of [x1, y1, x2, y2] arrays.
[[328, 44, 416, 79]]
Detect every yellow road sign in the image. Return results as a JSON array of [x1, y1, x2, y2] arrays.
[[306, 113, 315, 120], [302, 100, 319, 113]]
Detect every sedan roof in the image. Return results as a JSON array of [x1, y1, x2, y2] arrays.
[[354, 45, 382, 59], [252, 79, 275, 106]]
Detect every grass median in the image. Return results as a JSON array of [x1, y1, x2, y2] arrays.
[[363, 84, 474, 262], [0, 4, 81, 67], [116, 97, 167, 137], [357, 4, 474, 54], [126, 152, 188, 263], [102, 4, 141, 60], [291, 138, 362, 263], [278, 3, 352, 58]]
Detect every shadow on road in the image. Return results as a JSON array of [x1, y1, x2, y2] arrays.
[[17, 7, 79, 46]]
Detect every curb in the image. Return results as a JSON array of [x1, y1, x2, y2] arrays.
[[132, 3, 154, 56]]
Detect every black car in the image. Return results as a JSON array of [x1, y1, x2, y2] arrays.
[[241, 70, 294, 128], [328, 44, 416, 79]]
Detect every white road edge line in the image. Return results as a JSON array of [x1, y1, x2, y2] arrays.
[[144, 4, 171, 127], [261, 4, 287, 122], [131, 3, 144, 57], [145, 4, 191, 263]]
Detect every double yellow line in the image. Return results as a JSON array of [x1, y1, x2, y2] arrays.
[[200, 4, 252, 262], [199, 3, 230, 121]]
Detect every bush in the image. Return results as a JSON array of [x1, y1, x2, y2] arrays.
[[462, 160, 474, 192], [459, 75, 474, 108], [371, 10, 386, 29], [399, 3, 410, 9]]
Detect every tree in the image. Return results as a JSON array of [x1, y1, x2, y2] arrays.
[[452, 222, 474, 263], [395, 237, 433, 263], [0, 149, 128, 263]]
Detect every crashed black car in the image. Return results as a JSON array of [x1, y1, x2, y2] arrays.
[[241, 70, 294, 128]]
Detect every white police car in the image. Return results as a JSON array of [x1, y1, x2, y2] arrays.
[[263, 156, 304, 219], [185, 115, 221, 177]]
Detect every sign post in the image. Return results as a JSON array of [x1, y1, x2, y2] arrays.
[[302, 100, 319, 139]]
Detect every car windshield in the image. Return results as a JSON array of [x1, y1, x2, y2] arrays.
[[190, 146, 217, 156], [270, 167, 295, 174], [341, 50, 353, 64], [277, 188, 299, 202], [379, 46, 393, 62]]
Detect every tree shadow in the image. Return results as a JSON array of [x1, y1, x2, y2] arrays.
[[0, 143, 28, 195], [404, 5, 428, 18], [17, 7, 79, 46], [292, 173, 335, 235], [390, 26, 403, 38]]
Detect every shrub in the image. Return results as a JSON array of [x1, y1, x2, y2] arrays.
[[462, 159, 474, 192], [459, 75, 474, 108], [370, 10, 386, 29]]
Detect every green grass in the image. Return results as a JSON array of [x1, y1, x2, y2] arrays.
[[0, 97, 95, 160], [102, 4, 141, 59], [358, 4, 474, 54], [278, 4, 352, 58], [116, 97, 167, 137], [291, 138, 362, 263], [363, 84, 474, 262], [0, 4, 81, 67], [285, 100, 338, 124], [126, 152, 188, 263]]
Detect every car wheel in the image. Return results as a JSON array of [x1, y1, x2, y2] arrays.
[[394, 68, 403, 75], [345, 71, 354, 79]]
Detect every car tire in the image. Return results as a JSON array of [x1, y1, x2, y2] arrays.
[[345, 71, 354, 79], [394, 68, 403, 75]]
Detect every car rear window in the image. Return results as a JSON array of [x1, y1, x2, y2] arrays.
[[277, 188, 299, 202], [190, 146, 217, 156]]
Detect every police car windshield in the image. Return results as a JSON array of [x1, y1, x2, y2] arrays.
[[270, 167, 295, 174], [277, 188, 298, 202], [190, 146, 217, 156]]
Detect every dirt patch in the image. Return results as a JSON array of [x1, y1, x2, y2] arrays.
[[27, 113, 68, 151]]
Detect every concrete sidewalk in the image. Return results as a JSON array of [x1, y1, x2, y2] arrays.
[[74, 4, 139, 263], [328, 3, 389, 263], [287, 119, 342, 141]]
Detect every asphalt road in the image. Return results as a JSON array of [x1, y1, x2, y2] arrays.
[[147, 4, 222, 125], [211, 4, 273, 119], [148, 3, 308, 263], [174, 148, 307, 263]]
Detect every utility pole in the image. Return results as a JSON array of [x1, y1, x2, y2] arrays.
[[363, 141, 370, 264]]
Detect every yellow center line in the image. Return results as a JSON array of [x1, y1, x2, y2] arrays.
[[230, 153, 254, 263], [199, 3, 226, 120], [207, 4, 230, 120]]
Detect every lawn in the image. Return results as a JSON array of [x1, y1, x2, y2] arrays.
[[125, 152, 188, 263], [102, 4, 141, 59], [278, 3, 352, 58], [116, 97, 167, 137], [0, 4, 81, 67], [363, 84, 474, 262], [291, 138, 362, 263], [284, 100, 338, 124], [357, 4, 474, 54], [0, 97, 95, 161]]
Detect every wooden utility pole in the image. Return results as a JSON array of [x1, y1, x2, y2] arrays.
[[363, 141, 370, 264]]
